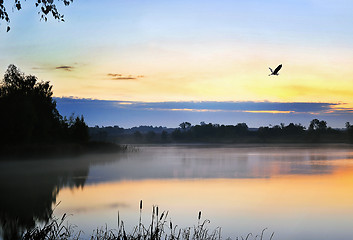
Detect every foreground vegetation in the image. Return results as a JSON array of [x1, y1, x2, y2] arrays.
[[21, 201, 274, 240]]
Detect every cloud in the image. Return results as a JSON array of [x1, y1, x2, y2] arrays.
[[110, 101, 341, 114], [32, 64, 76, 72], [56, 98, 345, 114], [55, 97, 353, 128], [107, 73, 123, 77], [56, 65, 74, 71], [107, 73, 144, 80]]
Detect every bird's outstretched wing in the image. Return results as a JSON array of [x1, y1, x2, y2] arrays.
[[269, 67, 273, 73], [273, 64, 282, 74]]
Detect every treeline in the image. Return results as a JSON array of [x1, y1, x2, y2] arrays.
[[171, 120, 348, 143], [89, 125, 174, 143], [92, 120, 353, 144], [0, 65, 89, 146]]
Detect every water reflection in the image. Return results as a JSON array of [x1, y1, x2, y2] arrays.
[[1, 145, 353, 239], [86, 145, 353, 183], [0, 153, 120, 240]]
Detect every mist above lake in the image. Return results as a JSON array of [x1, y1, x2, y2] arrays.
[[1, 144, 353, 240]]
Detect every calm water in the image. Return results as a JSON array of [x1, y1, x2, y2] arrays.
[[1, 144, 353, 239]]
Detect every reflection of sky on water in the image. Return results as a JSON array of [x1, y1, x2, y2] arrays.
[[53, 146, 353, 240], [2, 145, 353, 240], [85, 145, 353, 184]]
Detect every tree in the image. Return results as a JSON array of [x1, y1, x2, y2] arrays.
[[308, 119, 327, 143], [133, 131, 142, 142], [161, 130, 168, 142], [0, 64, 62, 143], [234, 123, 249, 136], [171, 129, 183, 140], [179, 122, 191, 130], [0, 0, 74, 31], [67, 114, 89, 143], [283, 123, 305, 135], [0, 64, 88, 144], [346, 122, 353, 143], [145, 131, 156, 142], [309, 119, 327, 132]]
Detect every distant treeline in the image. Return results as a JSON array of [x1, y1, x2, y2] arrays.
[[90, 120, 353, 144]]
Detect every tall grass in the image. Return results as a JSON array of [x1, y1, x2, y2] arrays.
[[21, 200, 274, 240], [21, 213, 81, 240]]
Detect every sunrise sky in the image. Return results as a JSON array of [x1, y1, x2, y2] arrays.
[[1, 0, 353, 127]]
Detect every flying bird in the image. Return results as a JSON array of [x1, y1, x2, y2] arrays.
[[269, 64, 282, 76]]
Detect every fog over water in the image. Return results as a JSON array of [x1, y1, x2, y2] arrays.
[[1, 144, 353, 240]]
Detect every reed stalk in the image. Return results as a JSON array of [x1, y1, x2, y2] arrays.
[[21, 202, 274, 240]]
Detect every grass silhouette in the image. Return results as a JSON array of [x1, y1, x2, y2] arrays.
[[21, 201, 274, 240]]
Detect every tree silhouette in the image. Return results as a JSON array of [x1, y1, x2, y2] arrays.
[[346, 122, 353, 143], [309, 119, 327, 132], [161, 130, 168, 142], [67, 114, 89, 143], [179, 122, 191, 130], [0, 64, 62, 143], [0, 64, 88, 145], [133, 131, 143, 142], [0, 0, 74, 31]]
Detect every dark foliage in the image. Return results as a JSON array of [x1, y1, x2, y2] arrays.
[[169, 120, 347, 143], [89, 120, 351, 144], [346, 122, 353, 143], [0, 64, 88, 145], [161, 130, 168, 142], [65, 114, 89, 143], [89, 125, 174, 144], [171, 122, 252, 142], [0, 0, 73, 31]]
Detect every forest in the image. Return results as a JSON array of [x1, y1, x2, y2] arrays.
[[90, 120, 353, 144]]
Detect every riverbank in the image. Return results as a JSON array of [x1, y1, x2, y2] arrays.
[[0, 141, 128, 160]]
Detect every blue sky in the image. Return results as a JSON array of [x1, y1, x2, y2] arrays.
[[55, 98, 353, 128], [1, 0, 353, 127]]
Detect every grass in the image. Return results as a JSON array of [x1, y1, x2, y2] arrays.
[[21, 213, 81, 240], [21, 201, 274, 240]]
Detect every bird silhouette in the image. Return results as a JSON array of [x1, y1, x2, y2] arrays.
[[269, 64, 282, 76]]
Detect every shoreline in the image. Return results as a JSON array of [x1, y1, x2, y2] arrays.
[[0, 141, 127, 160]]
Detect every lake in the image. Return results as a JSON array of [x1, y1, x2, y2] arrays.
[[1, 144, 353, 240]]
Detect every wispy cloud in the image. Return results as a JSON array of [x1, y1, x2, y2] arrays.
[[32, 64, 76, 72], [109, 101, 341, 114], [107, 73, 144, 80], [56, 65, 74, 71]]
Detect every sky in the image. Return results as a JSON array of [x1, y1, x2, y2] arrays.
[[1, 0, 353, 127]]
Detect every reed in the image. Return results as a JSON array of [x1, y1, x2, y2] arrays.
[[21, 213, 82, 240], [21, 201, 274, 240]]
